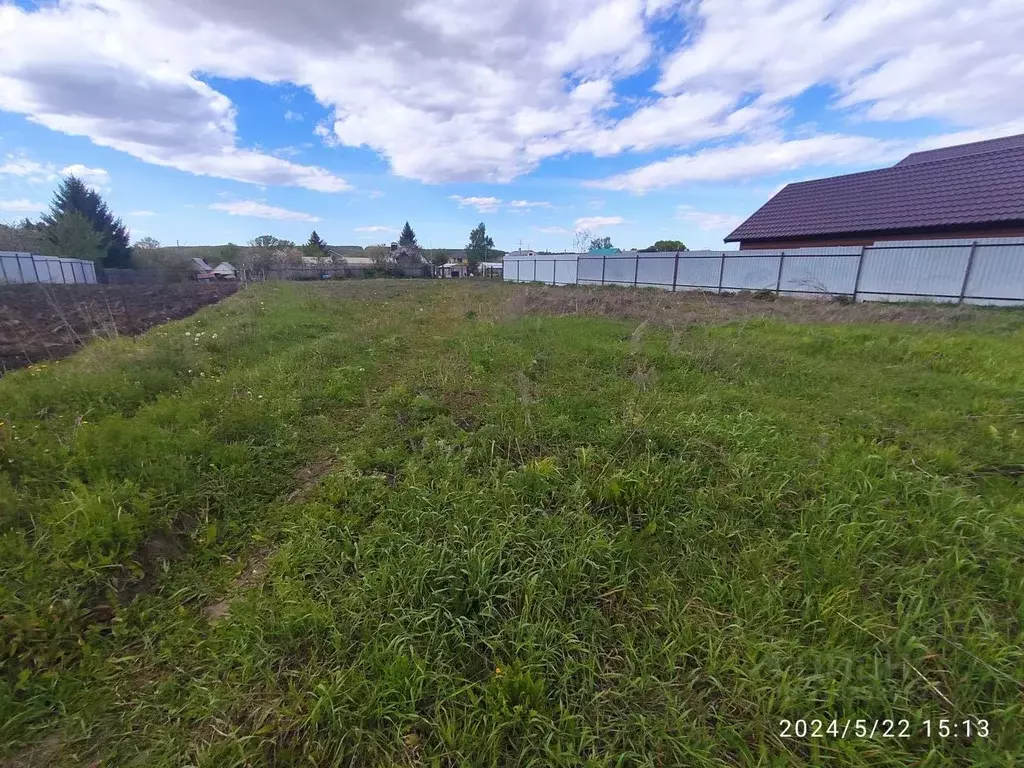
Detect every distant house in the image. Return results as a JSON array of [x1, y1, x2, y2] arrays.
[[338, 255, 376, 267], [190, 257, 216, 281], [390, 242, 429, 266], [726, 133, 1024, 249], [325, 245, 364, 260], [212, 262, 237, 280], [435, 250, 470, 278]]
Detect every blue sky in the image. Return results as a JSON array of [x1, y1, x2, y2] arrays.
[[1, 0, 1022, 252]]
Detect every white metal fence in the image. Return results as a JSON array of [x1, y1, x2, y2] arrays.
[[503, 238, 1024, 306], [0, 252, 98, 285]]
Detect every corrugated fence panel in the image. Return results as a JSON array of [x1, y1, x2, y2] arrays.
[[780, 255, 860, 295], [535, 259, 556, 285], [1, 253, 26, 283], [554, 259, 577, 286], [17, 255, 38, 282], [518, 259, 536, 283], [31, 257, 53, 283], [503, 260, 518, 281], [676, 255, 722, 290], [636, 255, 676, 288], [965, 244, 1024, 303], [577, 256, 603, 284], [722, 254, 781, 291], [0, 252, 98, 284], [859, 244, 970, 300], [603, 256, 636, 286], [46, 259, 66, 283]]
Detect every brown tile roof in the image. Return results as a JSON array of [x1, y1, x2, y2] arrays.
[[725, 134, 1024, 243]]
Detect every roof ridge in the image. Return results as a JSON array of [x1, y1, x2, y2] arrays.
[[785, 164, 896, 188], [897, 136, 1024, 168]]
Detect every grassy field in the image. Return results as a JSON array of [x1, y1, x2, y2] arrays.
[[1, 280, 1022, 766]]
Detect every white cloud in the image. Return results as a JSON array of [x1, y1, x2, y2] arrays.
[[284, 110, 303, 121], [129, 210, 156, 216], [509, 200, 552, 209], [0, 198, 46, 213], [0, 3, 350, 193], [590, 120, 1024, 192], [535, 225, 572, 234], [209, 200, 321, 222], [368, 190, 385, 199], [589, 134, 900, 192], [355, 225, 393, 232], [657, 0, 1024, 127], [574, 215, 626, 230], [0, 0, 1021, 190], [61, 163, 109, 189], [0, 153, 56, 183], [676, 206, 744, 232], [0, 0, 664, 185], [450, 195, 502, 213]]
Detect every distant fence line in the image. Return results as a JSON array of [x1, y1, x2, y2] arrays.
[[1, 255, 434, 286], [260, 264, 432, 281], [503, 238, 1024, 306]]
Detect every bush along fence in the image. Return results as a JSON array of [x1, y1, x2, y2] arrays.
[[503, 237, 1024, 306]]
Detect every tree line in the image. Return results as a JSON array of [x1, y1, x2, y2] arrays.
[[0, 176, 687, 274]]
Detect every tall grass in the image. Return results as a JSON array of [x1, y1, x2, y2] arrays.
[[1, 281, 1021, 766]]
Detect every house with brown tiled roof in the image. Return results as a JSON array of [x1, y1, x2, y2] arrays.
[[726, 134, 1024, 250]]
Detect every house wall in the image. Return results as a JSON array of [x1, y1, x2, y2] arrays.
[[737, 223, 1024, 250]]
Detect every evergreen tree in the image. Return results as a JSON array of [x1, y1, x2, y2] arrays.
[[399, 222, 417, 247], [46, 211, 106, 262], [43, 175, 132, 267], [310, 230, 328, 250], [304, 230, 329, 258], [465, 222, 495, 271]]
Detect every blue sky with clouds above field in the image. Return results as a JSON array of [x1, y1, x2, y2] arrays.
[[1, 0, 1023, 251]]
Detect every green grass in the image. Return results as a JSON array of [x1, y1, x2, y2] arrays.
[[1, 281, 1022, 766]]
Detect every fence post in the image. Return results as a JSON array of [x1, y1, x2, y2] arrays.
[[671, 250, 680, 292], [31, 256, 41, 284], [551, 259, 556, 287], [16, 255, 26, 284], [775, 251, 785, 294], [601, 252, 606, 286], [633, 253, 640, 287], [717, 253, 726, 294], [958, 241, 979, 304], [852, 246, 866, 301], [0, 256, 8, 285]]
